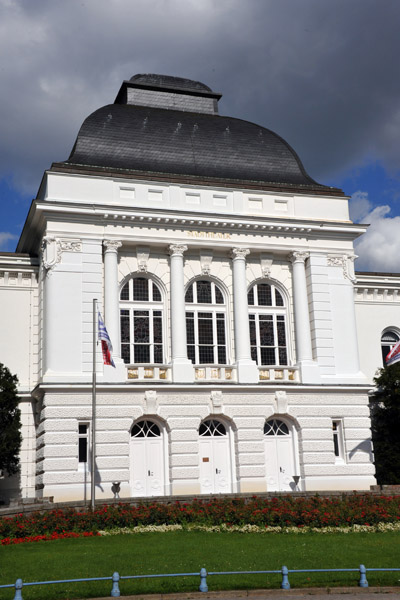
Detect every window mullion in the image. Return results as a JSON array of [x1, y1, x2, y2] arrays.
[[194, 309, 199, 364], [256, 313, 261, 365], [212, 310, 217, 364], [149, 309, 154, 363], [130, 308, 134, 364], [272, 314, 278, 365]]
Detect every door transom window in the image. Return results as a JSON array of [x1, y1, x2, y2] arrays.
[[199, 419, 227, 437], [131, 420, 161, 438], [264, 419, 289, 436]]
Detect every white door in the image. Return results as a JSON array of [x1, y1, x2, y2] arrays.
[[130, 420, 165, 497], [199, 419, 232, 494], [264, 419, 296, 491]]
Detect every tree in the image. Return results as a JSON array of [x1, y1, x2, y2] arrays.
[[0, 363, 22, 476], [371, 362, 400, 484]]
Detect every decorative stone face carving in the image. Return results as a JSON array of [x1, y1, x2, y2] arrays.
[[136, 246, 150, 272], [210, 390, 223, 413], [260, 254, 273, 278], [144, 390, 157, 414], [200, 250, 213, 275], [274, 390, 288, 415]]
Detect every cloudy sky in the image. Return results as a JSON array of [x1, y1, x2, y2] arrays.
[[1, 0, 399, 271]]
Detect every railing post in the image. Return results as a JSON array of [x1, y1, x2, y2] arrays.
[[111, 571, 120, 597], [14, 579, 23, 600], [281, 566, 290, 590], [359, 564, 368, 588], [199, 567, 208, 592]]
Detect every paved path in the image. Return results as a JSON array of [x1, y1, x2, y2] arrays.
[[85, 587, 400, 600]]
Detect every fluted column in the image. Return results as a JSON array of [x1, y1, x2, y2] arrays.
[[289, 251, 320, 383], [103, 240, 122, 359], [168, 244, 194, 383], [231, 248, 258, 383]]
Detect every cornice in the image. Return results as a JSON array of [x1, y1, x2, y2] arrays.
[[32, 382, 374, 396], [27, 200, 367, 235]]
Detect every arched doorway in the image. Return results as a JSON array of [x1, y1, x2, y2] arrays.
[[130, 420, 166, 497], [199, 419, 232, 494], [264, 418, 297, 491]]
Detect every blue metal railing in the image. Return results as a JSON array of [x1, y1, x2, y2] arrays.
[[1, 564, 400, 598]]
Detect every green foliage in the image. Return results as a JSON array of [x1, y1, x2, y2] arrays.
[[1, 531, 400, 598], [372, 363, 400, 484], [0, 363, 22, 476]]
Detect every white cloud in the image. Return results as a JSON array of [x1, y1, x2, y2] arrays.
[[349, 191, 373, 222], [0, 232, 18, 250], [353, 194, 400, 272]]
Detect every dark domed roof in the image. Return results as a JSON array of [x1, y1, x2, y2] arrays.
[[129, 74, 213, 93], [61, 74, 338, 193]]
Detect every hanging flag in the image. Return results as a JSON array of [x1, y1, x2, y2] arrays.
[[98, 313, 115, 367], [385, 340, 400, 366]]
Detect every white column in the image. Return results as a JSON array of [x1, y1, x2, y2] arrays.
[[103, 240, 122, 358], [231, 248, 258, 383], [168, 244, 194, 383], [289, 251, 320, 383]]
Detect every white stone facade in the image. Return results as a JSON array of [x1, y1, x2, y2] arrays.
[[1, 74, 395, 503]]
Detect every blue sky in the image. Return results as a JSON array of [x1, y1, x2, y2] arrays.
[[1, 0, 400, 271]]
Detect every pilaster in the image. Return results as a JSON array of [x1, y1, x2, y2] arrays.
[[289, 251, 321, 383], [169, 244, 194, 383], [231, 248, 258, 383]]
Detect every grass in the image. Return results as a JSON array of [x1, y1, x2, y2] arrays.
[[1, 531, 400, 599]]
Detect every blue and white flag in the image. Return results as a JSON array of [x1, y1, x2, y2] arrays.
[[98, 313, 115, 367]]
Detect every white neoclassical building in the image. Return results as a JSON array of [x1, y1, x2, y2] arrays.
[[1, 74, 398, 503]]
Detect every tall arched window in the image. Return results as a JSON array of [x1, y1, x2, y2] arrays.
[[381, 329, 400, 365], [248, 282, 288, 366], [120, 277, 164, 364], [185, 280, 227, 364]]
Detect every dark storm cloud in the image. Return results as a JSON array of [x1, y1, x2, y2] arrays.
[[0, 0, 399, 193]]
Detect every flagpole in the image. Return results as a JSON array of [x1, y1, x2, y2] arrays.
[[91, 298, 97, 510]]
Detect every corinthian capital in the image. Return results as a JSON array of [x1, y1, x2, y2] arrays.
[[103, 240, 122, 253], [289, 251, 310, 264], [168, 244, 188, 257], [231, 247, 250, 260]]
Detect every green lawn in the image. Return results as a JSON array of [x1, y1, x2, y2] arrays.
[[1, 531, 400, 599]]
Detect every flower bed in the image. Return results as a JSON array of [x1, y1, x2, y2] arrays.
[[1, 531, 99, 545], [1, 495, 400, 543]]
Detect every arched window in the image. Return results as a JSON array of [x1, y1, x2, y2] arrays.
[[120, 277, 164, 364], [381, 329, 400, 365], [248, 282, 288, 366], [185, 280, 227, 364]]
